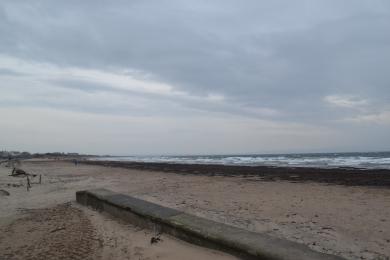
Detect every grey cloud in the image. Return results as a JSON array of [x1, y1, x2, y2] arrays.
[[1, 2, 389, 109], [49, 79, 123, 94], [1, 1, 387, 120], [0, 0, 389, 153], [46, 78, 281, 120], [0, 68, 23, 76]]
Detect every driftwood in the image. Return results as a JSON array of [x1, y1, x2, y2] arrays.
[[50, 227, 66, 233], [11, 168, 36, 177], [11, 168, 27, 176]]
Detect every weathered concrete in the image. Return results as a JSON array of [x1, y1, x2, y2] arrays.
[[76, 189, 344, 260]]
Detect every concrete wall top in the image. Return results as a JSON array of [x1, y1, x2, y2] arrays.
[[77, 189, 344, 260]]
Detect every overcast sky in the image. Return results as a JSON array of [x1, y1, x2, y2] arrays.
[[1, 0, 389, 155]]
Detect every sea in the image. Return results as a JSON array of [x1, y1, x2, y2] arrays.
[[94, 151, 390, 170]]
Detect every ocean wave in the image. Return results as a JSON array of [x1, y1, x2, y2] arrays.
[[92, 152, 390, 169]]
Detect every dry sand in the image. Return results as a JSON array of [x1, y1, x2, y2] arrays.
[[0, 160, 389, 260], [0, 161, 238, 260]]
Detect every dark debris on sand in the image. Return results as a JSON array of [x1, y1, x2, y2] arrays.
[[83, 161, 390, 188]]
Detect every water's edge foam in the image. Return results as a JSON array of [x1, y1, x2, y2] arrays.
[[91, 152, 390, 170]]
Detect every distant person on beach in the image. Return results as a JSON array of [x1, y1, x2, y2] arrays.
[[73, 159, 78, 166]]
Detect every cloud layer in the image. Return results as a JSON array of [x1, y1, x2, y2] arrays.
[[1, 1, 389, 154]]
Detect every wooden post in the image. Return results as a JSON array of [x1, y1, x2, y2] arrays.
[[27, 176, 31, 191], [39, 174, 42, 184]]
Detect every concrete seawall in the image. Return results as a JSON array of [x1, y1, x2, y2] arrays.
[[76, 189, 344, 260]]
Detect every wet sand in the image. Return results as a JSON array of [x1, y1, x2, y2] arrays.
[[1, 160, 389, 259]]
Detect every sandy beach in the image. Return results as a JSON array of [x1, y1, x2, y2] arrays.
[[1, 160, 389, 260]]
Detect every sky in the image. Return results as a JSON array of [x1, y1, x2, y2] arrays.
[[0, 0, 389, 155]]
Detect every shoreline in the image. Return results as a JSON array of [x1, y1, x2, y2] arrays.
[[82, 160, 390, 187]]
